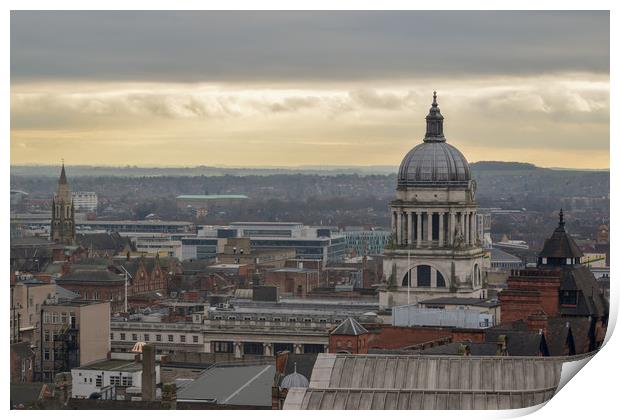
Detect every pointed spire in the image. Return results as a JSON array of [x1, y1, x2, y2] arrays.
[[424, 91, 446, 142], [59, 160, 68, 185]]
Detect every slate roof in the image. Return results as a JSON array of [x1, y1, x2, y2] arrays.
[[177, 364, 275, 407], [57, 268, 125, 284], [490, 247, 523, 263], [75, 232, 135, 253], [284, 353, 564, 410], [484, 328, 549, 356], [559, 266, 608, 318], [331, 317, 368, 336], [10, 383, 46, 407], [567, 317, 593, 353], [545, 318, 575, 356], [539, 213, 583, 259]]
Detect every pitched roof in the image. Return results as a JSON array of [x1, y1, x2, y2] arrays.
[[484, 328, 549, 356], [560, 266, 608, 317], [490, 247, 522, 263], [331, 317, 368, 336], [539, 211, 583, 259], [544, 317, 577, 356], [177, 364, 275, 407], [58, 268, 124, 284], [10, 383, 46, 406]]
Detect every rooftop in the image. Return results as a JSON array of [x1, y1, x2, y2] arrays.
[[419, 297, 500, 308], [177, 364, 275, 406], [77, 359, 145, 372], [177, 194, 249, 200]]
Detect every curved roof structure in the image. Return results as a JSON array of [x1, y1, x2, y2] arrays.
[[397, 92, 471, 188]]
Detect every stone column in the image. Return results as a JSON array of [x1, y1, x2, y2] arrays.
[[234, 342, 243, 359], [464, 211, 469, 245], [472, 212, 477, 244], [407, 211, 413, 247], [427, 211, 433, 245], [449, 211, 455, 245], [263, 343, 273, 357], [460, 212, 465, 242], [438, 212, 445, 247], [396, 212, 402, 245], [392, 211, 397, 239], [416, 212, 422, 248]]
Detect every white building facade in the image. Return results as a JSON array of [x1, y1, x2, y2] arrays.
[[381, 93, 489, 308], [72, 191, 98, 213]]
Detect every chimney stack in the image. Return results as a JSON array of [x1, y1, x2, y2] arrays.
[[141, 344, 156, 401]]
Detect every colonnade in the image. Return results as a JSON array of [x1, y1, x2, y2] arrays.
[[391, 209, 477, 248]]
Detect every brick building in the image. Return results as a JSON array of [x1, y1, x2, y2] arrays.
[[329, 318, 371, 354], [264, 267, 320, 298], [499, 210, 608, 353]]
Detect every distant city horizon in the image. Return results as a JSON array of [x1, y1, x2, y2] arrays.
[[9, 160, 610, 172]]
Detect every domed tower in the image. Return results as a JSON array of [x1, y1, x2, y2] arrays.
[[381, 93, 488, 308]]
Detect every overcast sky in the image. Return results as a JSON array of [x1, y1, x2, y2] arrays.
[[10, 11, 610, 168]]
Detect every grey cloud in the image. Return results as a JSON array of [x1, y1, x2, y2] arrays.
[[10, 11, 609, 83], [349, 89, 415, 110]]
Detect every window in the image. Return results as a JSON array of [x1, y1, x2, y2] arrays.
[[243, 316, 252, 321], [43, 312, 51, 323], [51, 312, 60, 324], [227, 316, 236, 321], [180, 335, 186, 343], [168, 335, 174, 342], [110, 333, 114, 340], [193, 335, 199, 343], [289, 317, 297, 323], [144, 334, 150, 342], [258, 317, 266, 321], [120, 333, 126, 340], [44, 349, 50, 360], [213, 341, 233, 353], [96, 375, 103, 387], [132, 334, 138, 341], [61, 312, 68, 324], [273, 317, 282, 323], [44, 331, 50, 342], [417, 265, 431, 287], [303, 318, 312, 323], [110, 376, 121, 386], [156, 334, 162, 342]]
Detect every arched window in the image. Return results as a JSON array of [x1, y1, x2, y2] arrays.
[[417, 265, 431, 287], [437, 271, 446, 288]]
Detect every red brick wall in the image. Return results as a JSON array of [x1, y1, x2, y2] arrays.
[[367, 326, 453, 350], [329, 333, 369, 354], [499, 291, 543, 324]]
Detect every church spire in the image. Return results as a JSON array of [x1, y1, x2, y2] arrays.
[[59, 160, 67, 185], [424, 91, 446, 142]]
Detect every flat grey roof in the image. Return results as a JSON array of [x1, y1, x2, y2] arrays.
[[177, 364, 275, 406]]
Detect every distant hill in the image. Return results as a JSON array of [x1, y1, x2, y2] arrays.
[[470, 161, 539, 171], [9, 161, 605, 178]]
